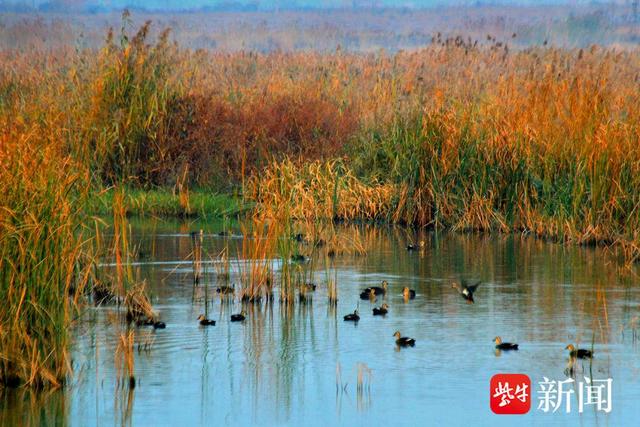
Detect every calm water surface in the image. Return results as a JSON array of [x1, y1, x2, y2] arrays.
[[2, 219, 640, 426]]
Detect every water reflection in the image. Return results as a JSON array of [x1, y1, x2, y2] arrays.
[[2, 219, 640, 426]]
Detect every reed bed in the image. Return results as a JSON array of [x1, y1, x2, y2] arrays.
[[3, 13, 640, 389], [0, 113, 92, 388], [236, 216, 278, 302]]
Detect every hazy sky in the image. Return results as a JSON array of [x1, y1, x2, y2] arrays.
[[8, 0, 612, 11]]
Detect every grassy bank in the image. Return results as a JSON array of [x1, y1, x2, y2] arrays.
[[88, 188, 248, 218]]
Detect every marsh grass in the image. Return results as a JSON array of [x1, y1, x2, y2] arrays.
[[191, 230, 204, 286], [88, 188, 246, 219], [0, 116, 92, 388], [115, 330, 136, 389], [236, 217, 278, 302]]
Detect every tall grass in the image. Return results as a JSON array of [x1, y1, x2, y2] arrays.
[[88, 11, 181, 187], [0, 112, 92, 388]]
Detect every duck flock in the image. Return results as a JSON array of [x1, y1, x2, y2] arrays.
[[137, 238, 594, 362]]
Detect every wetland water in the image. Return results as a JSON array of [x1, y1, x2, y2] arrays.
[[2, 219, 640, 426]]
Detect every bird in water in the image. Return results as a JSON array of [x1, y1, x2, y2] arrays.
[[565, 344, 593, 359], [360, 280, 388, 299], [373, 303, 389, 316], [406, 241, 425, 251], [493, 336, 518, 350], [136, 317, 166, 329], [343, 309, 360, 322], [152, 321, 166, 329], [231, 311, 246, 322], [451, 280, 481, 303], [360, 288, 375, 300], [291, 254, 309, 263], [197, 314, 216, 326], [300, 283, 317, 292], [403, 287, 416, 300], [216, 285, 235, 295], [393, 331, 416, 347]]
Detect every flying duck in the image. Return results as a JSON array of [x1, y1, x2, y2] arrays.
[[452, 280, 481, 303]]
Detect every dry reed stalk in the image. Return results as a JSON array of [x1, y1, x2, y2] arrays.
[[191, 229, 204, 285], [115, 329, 136, 389]]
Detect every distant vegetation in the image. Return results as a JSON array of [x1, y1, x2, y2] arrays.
[[2, 4, 640, 50]]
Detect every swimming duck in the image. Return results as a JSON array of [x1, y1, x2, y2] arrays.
[[372, 303, 389, 316], [393, 331, 416, 347], [216, 285, 235, 295], [343, 310, 360, 322], [406, 241, 425, 251], [360, 288, 376, 300], [301, 283, 317, 292], [291, 254, 308, 263], [153, 321, 166, 329], [451, 280, 481, 303], [136, 317, 155, 327], [136, 317, 165, 329], [361, 280, 388, 298], [565, 344, 593, 359], [403, 287, 416, 300], [493, 336, 518, 350], [197, 314, 216, 326], [231, 311, 246, 322]]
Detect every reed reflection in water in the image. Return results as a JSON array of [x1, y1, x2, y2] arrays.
[[2, 219, 640, 426]]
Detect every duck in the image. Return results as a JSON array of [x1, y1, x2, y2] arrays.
[[360, 288, 376, 300], [197, 314, 216, 326], [406, 241, 425, 251], [361, 280, 388, 298], [565, 344, 593, 359], [372, 303, 389, 316], [493, 336, 518, 350], [136, 317, 155, 327], [300, 283, 317, 292], [216, 285, 235, 295], [231, 311, 246, 322], [136, 317, 166, 329], [393, 331, 416, 347], [343, 310, 360, 322], [451, 280, 481, 303], [291, 254, 308, 263], [153, 321, 166, 329], [403, 287, 416, 300]]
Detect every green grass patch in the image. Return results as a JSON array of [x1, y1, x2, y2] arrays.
[[88, 188, 250, 218]]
